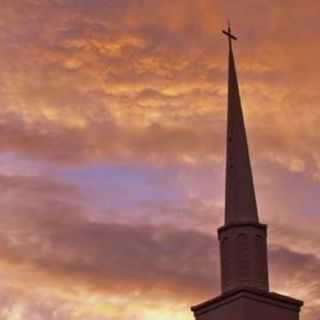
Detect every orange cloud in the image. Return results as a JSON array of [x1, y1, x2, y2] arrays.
[[0, 1, 319, 319]]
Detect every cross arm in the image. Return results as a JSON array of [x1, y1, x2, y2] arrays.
[[222, 30, 237, 41]]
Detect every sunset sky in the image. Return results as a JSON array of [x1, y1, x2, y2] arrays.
[[0, 0, 319, 319]]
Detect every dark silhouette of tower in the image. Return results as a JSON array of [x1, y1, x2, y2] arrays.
[[191, 24, 303, 320]]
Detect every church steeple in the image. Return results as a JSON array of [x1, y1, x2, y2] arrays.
[[190, 25, 303, 320], [224, 24, 259, 224], [218, 24, 269, 293]]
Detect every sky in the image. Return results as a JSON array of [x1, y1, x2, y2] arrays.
[[0, 0, 319, 319]]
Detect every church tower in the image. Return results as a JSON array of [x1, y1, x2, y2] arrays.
[[191, 24, 303, 320]]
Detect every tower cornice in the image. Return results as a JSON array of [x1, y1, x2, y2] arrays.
[[218, 222, 267, 235]]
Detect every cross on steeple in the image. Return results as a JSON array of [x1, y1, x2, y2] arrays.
[[222, 21, 237, 50]]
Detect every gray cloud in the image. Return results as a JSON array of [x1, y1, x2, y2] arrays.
[[0, 173, 317, 319]]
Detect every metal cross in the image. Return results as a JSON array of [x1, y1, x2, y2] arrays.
[[222, 21, 237, 49]]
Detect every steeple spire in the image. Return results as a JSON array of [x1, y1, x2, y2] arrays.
[[217, 24, 269, 293], [190, 26, 303, 320], [223, 23, 259, 224]]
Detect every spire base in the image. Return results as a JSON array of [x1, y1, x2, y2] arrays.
[[218, 223, 269, 293]]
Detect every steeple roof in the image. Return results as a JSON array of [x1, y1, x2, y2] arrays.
[[224, 27, 259, 225]]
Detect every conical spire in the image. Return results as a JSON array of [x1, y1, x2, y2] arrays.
[[224, 26, 259, 225]]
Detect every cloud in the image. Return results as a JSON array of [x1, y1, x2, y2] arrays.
[[269, 246, 320, 320], [0, 171, 317, 319], [0, 1, 319, 319], [0, 0, 320, 174], [0, 203, 219, 301], [0, 196, 318, 319]]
